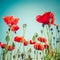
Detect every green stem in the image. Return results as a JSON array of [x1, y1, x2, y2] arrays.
[[4, 53, 6, 60], [22, 24, 27, 60], [34, 50, 36, 60], [37, 51, 38, 60], [3, 50, 7, 60], [36, 50, 38, 60], [10, 52, 12, 60], [42, 50, 45, 60], [46, 25, 52, 48]]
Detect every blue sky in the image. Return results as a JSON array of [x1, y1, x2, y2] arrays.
[[0, 0, 60, 42]]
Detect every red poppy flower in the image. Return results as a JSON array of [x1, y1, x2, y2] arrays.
[[3, 16, 19, 26], [30, 40, 36, 44], [8, 46, 15, 51], [36, 12, 56, 26], [23, 40, 28, 46], [3, 16, 14, 25], [0, 42, 2, 47], [11, 18, 19, 25], [11, 25, 19, 32], [34, 43, 44, 51], [36, 15, 42, 23], [38, 37, 47, 43], [44, 43, 49, 49], [14, 36, 22, 42], [1, 43, 7, 49]]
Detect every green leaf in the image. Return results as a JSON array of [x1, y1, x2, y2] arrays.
[[32, 36, 35, 41], [12, 42, 15, 47], [6, 35, 10, 43], [35, 33, 38, 37]]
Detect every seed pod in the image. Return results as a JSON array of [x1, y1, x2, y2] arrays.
[[56, 25, 58, 30]]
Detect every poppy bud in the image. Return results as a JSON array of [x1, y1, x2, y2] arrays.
[[56, 25, 58, 30]]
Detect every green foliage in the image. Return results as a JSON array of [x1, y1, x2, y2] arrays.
[[6, 35, 10, 43], [53, 51, 60, 60], [12, 42, 15, 47], [32, 32, 38, 41]]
